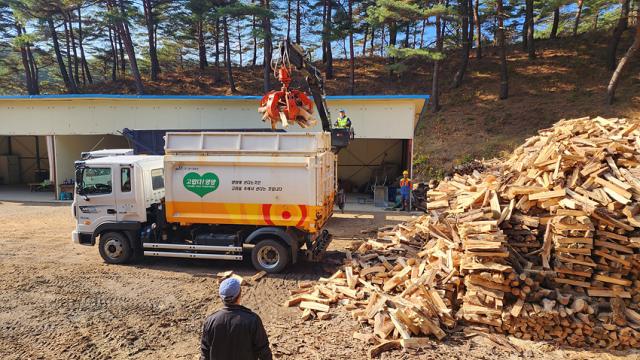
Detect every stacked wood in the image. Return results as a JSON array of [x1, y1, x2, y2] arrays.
[[549, 214, 595, 291], [285, 117, 640, 356]]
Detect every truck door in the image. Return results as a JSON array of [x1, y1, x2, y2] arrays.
[[116, 166, 138, 222], [76, 166, 117, 234]]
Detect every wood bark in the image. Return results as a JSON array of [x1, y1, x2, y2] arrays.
[[474, 0, 481, 58], [497, 0, 508, 99], [108, 26, 117, 81], [348, 0, 355, 95], [62, 18, 77, 89], [47, 17, 76, 92], [223, 17, 237, 93], [607, 12, 640, 104], [77, 6, 92, 84], [251, 0, 257, 66], [323, 0, 333, 79], [16, 24, 39, 94], [66, 12, 80, 85], [287, 0, 292, 39], [295, 0, 301, 44], [550, 7, 560, 39], [197, 20, 208, 70], [215, 18, 222, 83], [143, 0, 160, 80], [573, 0, 584, 36], [452, 0, 471, 88], [526, 0, 535, 59], [432, 11, 442, 113], [261, 0, 273, 91], [113, 0, 144, 94], [237, 19, 242, 67], [607, 0, 630, 71]]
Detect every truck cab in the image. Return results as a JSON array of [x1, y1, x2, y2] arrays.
[[72, 155, 164, 258]]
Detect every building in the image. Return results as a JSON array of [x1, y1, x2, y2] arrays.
[[0, 94, 428, 202]]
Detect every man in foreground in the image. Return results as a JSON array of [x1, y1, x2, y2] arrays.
[[200, 277, 272, 360]]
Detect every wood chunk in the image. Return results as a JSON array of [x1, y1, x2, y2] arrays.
[[299, 301, 330, 312]]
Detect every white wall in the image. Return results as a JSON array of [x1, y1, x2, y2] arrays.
[[0, 97, 423, 139], [54, 135, 129, 186]]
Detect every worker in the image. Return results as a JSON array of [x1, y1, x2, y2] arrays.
[[200, 277, 272, 360], [334, 109, 352, 129], [399, 170, 412, 211]]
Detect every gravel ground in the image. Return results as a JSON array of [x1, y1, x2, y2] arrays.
[[0, 201, 638, 360]]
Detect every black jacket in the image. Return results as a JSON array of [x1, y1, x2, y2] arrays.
[[200, 304, 272, 360]]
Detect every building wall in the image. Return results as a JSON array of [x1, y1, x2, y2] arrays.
[[54, 135, 129, 186], [0, 97, 423, 139], [337, 138, 404, 192], [0, 135, 49, 184]]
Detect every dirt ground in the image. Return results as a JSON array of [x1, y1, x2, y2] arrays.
[[1, 201, 638, 360]]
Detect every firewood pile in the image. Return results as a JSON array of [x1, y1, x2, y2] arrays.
[[285, 117, 640, 356]]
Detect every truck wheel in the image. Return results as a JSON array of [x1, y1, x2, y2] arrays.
[[98, 231, 132, 264], [251, 239, 289, 273]]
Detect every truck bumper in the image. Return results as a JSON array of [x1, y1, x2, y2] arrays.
[[72, 230, 94, 246]]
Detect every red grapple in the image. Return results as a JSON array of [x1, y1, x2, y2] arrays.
[[258, 65, 316, 129]]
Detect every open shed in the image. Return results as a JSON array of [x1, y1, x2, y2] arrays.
[[0, 94, 428, 204]]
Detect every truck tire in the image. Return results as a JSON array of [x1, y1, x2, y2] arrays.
[[98, 231, 133, 264], [251, 239, 289, 273]]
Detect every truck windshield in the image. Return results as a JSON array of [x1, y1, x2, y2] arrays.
[[79, 167, 112, 195]]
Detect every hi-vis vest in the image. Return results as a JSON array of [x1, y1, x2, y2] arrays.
[[336, 116, 350, 128], [400, 178, 411, 189]]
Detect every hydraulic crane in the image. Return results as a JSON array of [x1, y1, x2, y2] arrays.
[[258, 39, 352, 152]]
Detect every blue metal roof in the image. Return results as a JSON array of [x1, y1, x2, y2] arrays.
[[0, 93, 429, 101]]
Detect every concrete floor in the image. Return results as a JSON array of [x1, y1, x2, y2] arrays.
[[0, 185, 70, 203]]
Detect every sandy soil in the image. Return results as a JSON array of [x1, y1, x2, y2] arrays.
[[1, 201, 638, 360]]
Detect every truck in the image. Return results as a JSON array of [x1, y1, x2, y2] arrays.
[[72, 131, 336, 272], [71, 39, 354, 272]]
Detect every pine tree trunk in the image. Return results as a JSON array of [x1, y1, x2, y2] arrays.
[[474, 0, 482, 58], [77, 6, 92, 84], [573, 0, 584, 36], [108, 26, 117, 81], [323, 0, 333, 79], [550, 7, 560, 39], [468, 0, 474, 51], [295, 0, 301, 44], [251, 0, 258, 66], [223, 17, 237, 93], [348, 0, 355, 95], [526, 0, 535, 59], [287, 0, 292, 39], [16, 25, 37, 95], [607, 0, 630, 70], [607, 12, 640, 105], [432, 13, 442, 113], [380, 25, 385, 57], [237, 19, 242, 67], [452, 0, 470, 88], [404, 23, 410, 48], [62, 19, 77, 89], [48, 17, 75, 92], [497, 0, 508, 99], [362, 24, 368, 55], [27, 44, 39, 94], [197, 20, 208, 70], [114, 0, 144, 94], [370, 26, 375, 56], [66, 12, 80, 85], [117, 31, 126, 77], [143, 0, 160, 80], [215, 18, 222, 83], [389, 22, 398, 46], [262, 0, 273, 91], [420, 20, 426, 48], [522, 8, 528, 51]]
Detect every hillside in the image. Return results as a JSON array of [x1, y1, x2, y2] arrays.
[[83, 31, 640, 179]]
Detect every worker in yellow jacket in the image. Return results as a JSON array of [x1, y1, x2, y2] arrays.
[[334, 110, 352, 129], [399, 170, 411, 211]]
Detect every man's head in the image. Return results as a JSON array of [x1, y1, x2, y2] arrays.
[[403, 170, 409, 178], [339, 109, 346, 117], [219, 277, 242, 305]]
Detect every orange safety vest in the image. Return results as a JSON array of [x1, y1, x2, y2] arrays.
[[399, 178, 411, 189]]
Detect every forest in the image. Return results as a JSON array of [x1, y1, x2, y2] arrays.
[[0, 0, 638, 110]]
